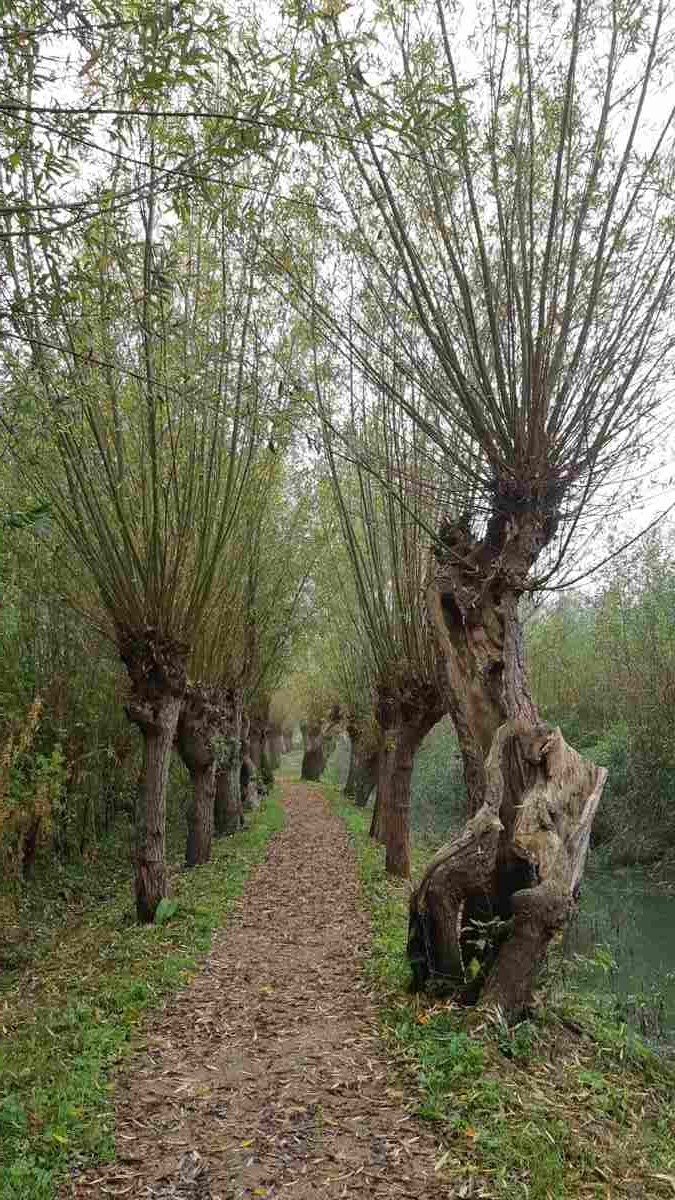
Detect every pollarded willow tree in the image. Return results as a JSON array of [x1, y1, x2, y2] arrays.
[[317, 374, 447, 878], [284, 0, 675, 1009], [182, 450, 315, 848], [314, 609, 379, 807], [0, 9, 292, 919]]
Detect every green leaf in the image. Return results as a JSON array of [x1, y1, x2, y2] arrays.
[[138, 69, 169, 92], [154, 898, 179, 925]]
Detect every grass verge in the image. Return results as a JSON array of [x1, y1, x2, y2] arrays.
[[329, 785, 675, 1200], [0, 792, 284, 1200]]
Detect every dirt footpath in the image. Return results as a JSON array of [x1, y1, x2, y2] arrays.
[[65, 783, 450, 1199]]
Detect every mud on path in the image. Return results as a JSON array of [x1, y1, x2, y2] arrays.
[[64, 783, 447, 1200]]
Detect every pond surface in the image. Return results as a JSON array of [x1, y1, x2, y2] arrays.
[[559, 856, 675, 1047]]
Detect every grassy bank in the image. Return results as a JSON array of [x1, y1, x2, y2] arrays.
[[0, 792, 284, 1200], [329, 786, 675, 1200]]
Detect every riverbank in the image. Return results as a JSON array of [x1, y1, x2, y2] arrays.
[[328, 783, 675, 1199]]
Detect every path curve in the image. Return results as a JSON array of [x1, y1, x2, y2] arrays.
[[65, 783, 448, 1199]]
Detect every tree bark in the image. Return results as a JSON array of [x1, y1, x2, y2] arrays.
[[369, 742, 391, 842], [268, 724, 283, 769], [240, 714, 260, 811], [249, 721, 263, 769], [427, 512, 543, 814], [259, 735, 274, 790], [213, 689, 243, 836], [118, 627, 188, 924], [354, 750, 378, 807], [408, 721, 606, 1015], [215, 762, 243, 834], [344, 728, 358, 797], [176, 684, 225, 867], [407, 508, 606, 1013], [385, 711, 441, 879], [282, 730, 294, 753], [21, 816, 41, 879], [300, 720, 326, 781], [185, 764, 215, 866]]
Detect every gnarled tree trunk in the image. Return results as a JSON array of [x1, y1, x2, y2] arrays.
[[176, 684, 225, 867], [240, 714, 260, 811], [249, 718, 264, 769], [300, 719, 327, 781], [20, 816, 41, 879], [119, 627, 188, 924], [343, 726, 359, 796], [368, 690, 443, 878], [408, 721, 605, 1013], [215, 764, 243, 834], [384, 708, 443, 879], [354, 750, 378, 807], [214, 689, 244, 837], [344, 723, 378, 800], [426, 511, 543, 814], [268, 722, 283, 769], [369, 740, 391, 842], [185, 762, 215, 866], [408, 509, 606, 1014]]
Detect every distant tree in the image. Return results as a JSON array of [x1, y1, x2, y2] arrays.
[[315, 375, 445, 877]]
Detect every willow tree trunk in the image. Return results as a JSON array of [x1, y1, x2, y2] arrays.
[[426, 514, 542, 813], [240, 715, 259, 812], [249, 721, 263, 770], [408, 511, 606, 1014], [268, 724, 283, 769], [214, 690, 243, 837], [344, 729, 358, 797], [260, 735, 274, 790], [176, 684, 225, 867], [300, 720, 326, 781], [354, 751, 378, 808], [215, 764, 243, 834], [369, 742, 391, 842], [118, 628, 188, 924], [184, 764, 215, 866], [384, 710, 442, 879], [21, 817, 41, 879]]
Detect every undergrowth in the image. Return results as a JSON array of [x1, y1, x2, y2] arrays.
[[329, 787, 675, 1200], [0, 792, 284, 1200]]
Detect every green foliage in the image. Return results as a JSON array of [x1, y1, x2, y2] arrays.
[[153, 897, 179, 925], [410, 718, 466, 844], [527, 533, 675, 863], [0, 792, 283, 1200], [0, 523, 136, 878]]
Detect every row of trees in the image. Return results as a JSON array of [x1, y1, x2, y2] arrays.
[[282, 0, 675, 1012], [2, 0, 675, 1012], [0, 1, 314, 920]]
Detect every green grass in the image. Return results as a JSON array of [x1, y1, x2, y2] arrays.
[[0, 792, 284, 1200], [329, 785, 675, 1199]]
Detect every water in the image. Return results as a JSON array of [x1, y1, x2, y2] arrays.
[[561, 856, 675, 1046], [333, 731, 675, 1048]]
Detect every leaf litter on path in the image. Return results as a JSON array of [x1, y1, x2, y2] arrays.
[[62, 785, 456, 1199]]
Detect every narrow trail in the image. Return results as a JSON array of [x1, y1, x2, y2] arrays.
[[66, 783, 447, 1200]]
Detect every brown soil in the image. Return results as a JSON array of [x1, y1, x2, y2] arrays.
[[62, 783, 449, 1200]]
